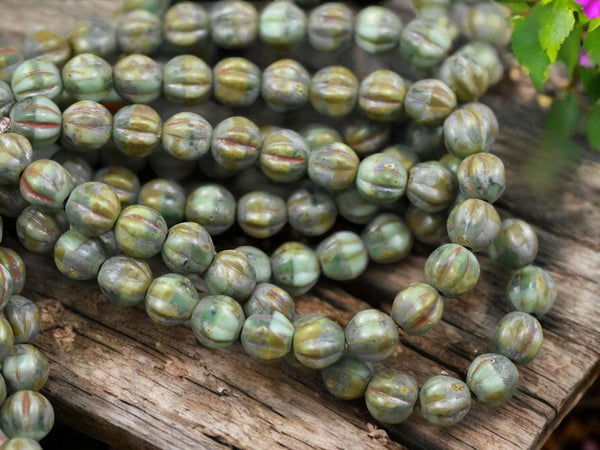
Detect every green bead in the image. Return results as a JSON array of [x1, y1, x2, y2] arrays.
[[308, 142, 359, 191], [98, 230, 119, 257], [115, 205, 168, 258], [362, 213, 413, 264], [355, 6, 402, 53], [237, 246, 272, 284], [307, 3, 353, 52], [117, 10, 163, 55], [443, 109, 494, 159], [145, 273, 199, 326], [0, 391, 54, 440], [0, 438, 42, 450], [271, 241, 320, 296], [292, 314, 344, 369], [424, 243, 480, 297], [0, 185, 28, 218], [458, 42, 503, 86], [336, 186, 378, 225], [211, 116, 262, 170], [22, 30, 71, 67], [447, 198, 500, 251], [66, 182, 121, 237], [407, 122, 444, 160], [383, 145, 419, 172], [61, 101, 112, 153], [259, 129, 309, 183], [345, 309, 399, 362], [0, 264, 13, 309], [463, 102, 499, 138], [299, 124, 341, 152], [365, 370, 418, 424], [261, 59, 310, 112], [138, 178, 186, 226], [356, 153, 407, 203], [507, 265, 556, 317], [4, 296, 39, 344], [0, 134, 32, 185], [0, 80, 15, 116], [69, 18, 117, 59], [420, 375, 471, 425], [162, 222, 215, 275], [438, 53, 488, 102], [0, 248, 26, 295], [191, 295, 245, 348], [310, 66, 358, 117], [164, 2, 210, 52], [400, 19, 451, 69], [11, 60, 62, 101], [241, 311, 294, 361], [342, 119, 390, 156], [10, 96, 61, 149], [0, 317, 14, 361], [210, 1, 258, 49], [205, 250, 256, 302], [465, 2, 511, 47], [407, 161, 456, 212], [237, 191, 286, 238], [94, 166, 140, 207], [20, 160, 74, 212], [466, 353, 518, 406], [287, 183, 337, 236], [245, 282, 294, 321], [185, 184, 236, 235], [16, 207, 67, 254], [2, 344, 49, 394], [488, 219, 538, 269], [259, 1, 307, 48], [392, 282, 443, 335], [113, 104, 162, 157], [163, 56, 212, 105], [358, 70, 407, 122], [0, 46, 22, 82], [317, 231, 368, 281], [98, 256, 152, 307], [123, 0, 171, 15], [321, 354, 372, 400], [496, 311, 544, 365], [213, 57, 260, 107], [404, 79, 457, 125], [114, 54, 162, 104], [457, 153, 505, 203], [62, 54, 112, 102], [54, 229, 106, 280]]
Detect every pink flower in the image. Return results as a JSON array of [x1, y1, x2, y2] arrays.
[[576, 0, 600, 18], [579, 49, 594, 67]]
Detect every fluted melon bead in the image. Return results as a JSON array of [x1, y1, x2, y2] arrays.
[[299, 124, 341, 152], [496, 311, 544, 365], [54, 229, 106, 280], [69, 18, 117, 59], [234, 247, 270, 285], [365, 370, 418, 424], [205, 250, 256, 302], [362, 214, 413, 264], [0, 46, 22, 82], [447, 198, 500, 251], [293, 314, 345, 369], [342, 119, 390, 156], [444, 109, 494, 160], [163, 56, 211, 106], [61, 101, 112, 153], [65, 182, 121, 237], [0, 134, 32, 185], [400, 19, 451, 69], [241, 311, 294, 361], [407, 122, 444, 160], [161, 222, 215, 275], [10, 96, 61, 149], [114, 54, 162, 104], [392, 282, 443, 335], [245, 282, 294, 321], [356, 153, 407, 204], [210, 1, 258, 49], [2, 344, 49, 394], [62, 54, 112, 102], [10, 60, 61, 102], [383, 145, 419, 172], [336, 186, 379, 225], [97, 256, 152, 307], [113, 104, 162, 157], [310, 66, 358, 117], [507, 265, 557, 317], [321, 354, 372, 400], [0, 390, 54, 440], [438, 53, 488, 103], [98, 230, 119, 257], [123, 0, 171, 15], [0, 248, 25, 294], [237, 191, 287, 239], [22, 30, 70, 67], [0, 81, 15, 116], [262, 60, 310, 112], [465, 2, 511, 47], [1, 438, 42, 450], [407, 161, 456, 213], [458, 43, 503, 86], [164, 2, 210, 52], [115, 205, 168, 259], [145, 273, 199, 326], [439, 153, 462, 176], [260, 129, 309, 183], [271, 241, 320, 296], [259, 0, 307, 48], [317, 231, 368, 281], [137, 179, 185, 227], [420, 376, 471, 425], [358, 70, 407, 123], [94, 166, 140, 207], [211, 116, 262, 171], [0, 264, 13, 309], [425, 243, 480, 297], [117, 10, 162, 55], [308, 142, 359, 191], [191, 295, 244, 348], [467, 353, 519, 406], [356, 6, 402, 53], [0, 317, 14, 361], [345, 309, 399, 362], [213, 57, 260, 108], [457, 153, 505, 204], [488, 219, 538, 269], [4, 296, 39, 345], [404, 79, 457, 126], [287, 183, 337, 236], [185, 184, 236, 235], [148, 148, 195, 181], [20, 160, 74, 212], [307, 3, 354, 52], [16, 207, 66, 254], [463, 102, 499, 138]]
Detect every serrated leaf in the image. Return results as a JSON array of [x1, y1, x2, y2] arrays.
[[580, 67, 600, 101], [586, 104, 600, 150], [539, 0, 576, 62], [584, 28, 600, 65], [512, 8, 551, 90], [558, 23, 583, 75]]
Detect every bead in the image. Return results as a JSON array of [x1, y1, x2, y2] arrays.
[[496, 311, 544, 365], [362, 214, 413, 264], [162, 222, 215, 275], [358, 70, 407, 122], [287, 183, 337, 236], [145, 273, 199, 326], [163, 56, 212, 105], [213, 57, 261, 107], [210, 1, 258, 49], [0, 46, 22, 82], [66, 182, 121, 237], [4, 296, 39, 344], [307, 3, 353, 52], [404, 79, 457, 125], [299, 124, 342, 152], [123, 0, 171, 15], [211, 116, 262, 170], [383, 145, 419, 172], [62, 54, 112, 102], [342, 118, 390, 156], [457, 153, 505, 203], [0, 438, 42, 450], [69, 18, 117, 59], [507, 265, 557, 317], [0, 184, 28, 218], [308, 142, 359, 191], [0, 391, 54, 440], [0, 317, 14, 361], [245, 282, 294, 321], [149, 148, 196, 181], [466, 353, 519, 406], [10, 96, 62, 149], [54, 229, 106, 280], [392, 282, 443, 335], [2, 344, 49, 394], [0, 134, 32, 185], [262, 60, 310, 112], [293, 314, 345, 369], [400, 19, 451, 69], [98, 230, 119, 257], [137, 179, 185, 227], [100, 143, 147, 173], [197, 152, 237, 179], [22, 30, 71, 67], [98, 256, 152, 307], [237, 191, 286, 238], [0, 81, 15, 116], [113, 104, 162, 157], [113, 54, 162, 104], [0, 264, 13, 309], [164, 2, 210, 52], [61, 101, 112, 153], [356, 153, 407, 203], [317, 231, 368, 281], [336, 186, 379, 225], [241, 311, 294, 361], [488, 219, 538, 269], [185, 184, 236, 235], [10, 60, 62, 101], [0, 248, 25, 295], [115, 205, 168, 259], [321, 354, 372, 400], [439, 152, 462, 176], [425, 243, 480, 297], [345, 309, 399, 362], [191, 295, 244, 348], [237, 247, 271, 284], [463, 102, 499, 138], [465, 2, 511, 47], [94, 166, 140, 207], [16, 207, 67, 254], [259, 1, 307, 48], [365, 370, 418, 424], [420, 376, 471, 425], [310, 66, 358, 117], [447, 198, 500, 251], [271, 241, 320, 296], [407, 161, 456, 212], [205, 250, 256, 302], [117, 10, 162, 55], [438, 53, 488, 102], [355, 6, 402, 53], [260, 129, 309, 183], [20, 160, 74, 212], [406, 122, 444, 160], [443, 109, 494, 159], [458, 42, 503, 86]]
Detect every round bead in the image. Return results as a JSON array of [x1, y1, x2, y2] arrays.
[[0, 248, 25, 295], [245, 283, 294, 321], [237, 246, 271, 284], [113, 104, 162, 157], [404, 79, 457, 125], [463, 102, 499, 138], [356, 153, 407, 203], [10, 96, 61, 149], [205, 250, 256, 302], [2, 344, 49, 394], [16, 207, 67, 254], [211, 116, 262, 170], [98, 230, 119, 257], [345, 309, 399, 362], [145, 273, 199, 326], [507, 265, 557, 316], [0, 264, 13, 309], [0, 438, 42, 450], [496, 311, 544, 365], [0, 81, 15, 116], [321, 354, 372, 400], [444, 109, 494, 159], [164, 2, 210, 52], [317, 231, 368, 281], [362, 214, 413, 264], [162, 222, 215, 275], [308, 142, 359, 191], [466, 353, 519, 406], [115, 205, 168, 258], [163, 56, 211, 105], [457, 153, 506, 203], [98, 256, 152, 307], [210, 1, 258, 49], [261, 60, 310, 112], [54, 229, 106, 280], [62, 54, 112, 102], [138, 179, 186, 226], [0, 46, 22, 82], [400, 19, 451, 69], [22, 30, 70, 67], [4, 296, 39, 344], [336, 186, 379, 225], [94, 166, 140, 207], [355, 6, 402, 53], [307, 3, 353, 52], [439, 152, 462, 175], [51, 151, 93, 187], [310, 66, 358, 117], [407, 161, 456, 212], [191, 295, 245, 348], [66, 182, 121, 237], [271, 241, 320, 296], [420, 376, 471, 425], [0, 317, 14, 361], [0, 184, 28, 218], [259, 129, 308, 183], [20, 160, 74, 212], [0, 134, 32, 185], [287, 184, 337, 236], [69, 18, 117, 59], [447, 198, 500, 251], [0, 391, 54, 440], [241, 311, 294, 361], [117, 10, 162, 55], [365, 370, 418, 424], [488, 219, 538, 269], [123, 0, 170, 15], [237, 191, 286, 238], [11, 60, 62, 101], [293, 314, 345, 369], [358, 70, 407, 122], [392, 282, 444, 335], [465, 2, 511, 47], [213, 57, 261, 107], [438, 53, 488, 102], [185, 184, 236, 235], [61, 101, 112, 153], [458, 42, 503, 86], [342, 119, 390, 156], [259, 1, 307, 48], [299, 124, 342, 152], [425, 243, 480, 297], [407, 122, 444, 160], [113, 54, 162, 104]]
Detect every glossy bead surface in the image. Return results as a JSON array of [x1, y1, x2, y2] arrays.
[[211, 116, 261, 170], [115, 205, 168, 258], [507, 266, 557, 317], [117, 10, 162, 54], [404, 79, 457, 125], [444, 109, 494, 159], [123, 0, 170, 14], [0, 317, 14, 361], [317, 231, 368, 281], [458, 42, 503, 86], [0, 391, 54, 440], [164, 2, 209, 52], [466, 353, 519, 406], [488, 219, 538, 269], [308, 142, 359, 191], [10, 96, 61, 149], [113, 104, 162, 157], [2, 344, 49, 393], [162, 222, 215, 275], [114, 54, 162, 104], [336, 186, 378, 225], [259, 1, 306, 48], [54, 229, 106, 280], [94, 166, 139, 207], [245, 283, 294, 321], [447, 198, 500, 251], [342, 119, 390, 156], [420, 376, 471, 425], [163, 55, 211, 105], [52, 151, 93, 187], [4, 296, 39, 344], [66, 182, 121, 237], [310, 66, 358, 117], [262, 59, 310, 112], [0, 264, 13, 310], [407, 161, 456, 212], [425, 243, 479, 297], [438, 53, 488, 102], [16, 207, 66, 254], [69, 18, 117, 59], [362, 214, 412, 264], [439, 152, 462, 175], [0, 81, 15, 116], [138, 179, 186, 226], [496, 311, 544, 365], [98, 256, 152, 307], [205, 250, 256, 302], [237, 191, 286, 238], [11, 60, 61, 101], [145, 273, 199, 326], [0, 438, 42, 450], [0, 46, 22, 82], [237, 247, 271, 284], [271, 241, 320, 296], [62, 54, 112, 102], [307, 3, 353, 52], [292, 314, 344, 369], [355, 6, 402, 53], [191, 295, 244, 348], [22, 30, 70, 67], [356, 153, 407, 203], [365, 370, 418, 424], [358, 70, 407, 122], [62, 101, 112, 153], [241, 311, 294, 361], [345, 309, 399, 362], [260, 129, 309, 183], [457, 153, 505, 204], [185, 184, 236, 235], [20, 160, 74, 212], [0, 134, 32, 185], [287, 184, 337, 236], [465, 2, 511, 47], [400, 19, 451, 69], [0, 248, 25, 295], [299, 124, 341, 152], [392, 282, 443, 335], [406, 122, 444, 160], [321, 354, 372, 400], [213, 57, 261, 107], [210, 1, 258, 49]]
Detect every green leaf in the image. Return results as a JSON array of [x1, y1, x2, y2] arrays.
[[539, 0, 576, 62], [590, 18, 600, 31], [512, 7, 551, 90], [501, 2, 530, 13], [584, 28, 600, 65], [543, 93, 581, 160], [580, 68, 600, 101], [586, 104, 600, 150], [558, 23, 583, 76]]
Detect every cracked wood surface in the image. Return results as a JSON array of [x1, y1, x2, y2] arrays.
[[3, 1, 600, 449]]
